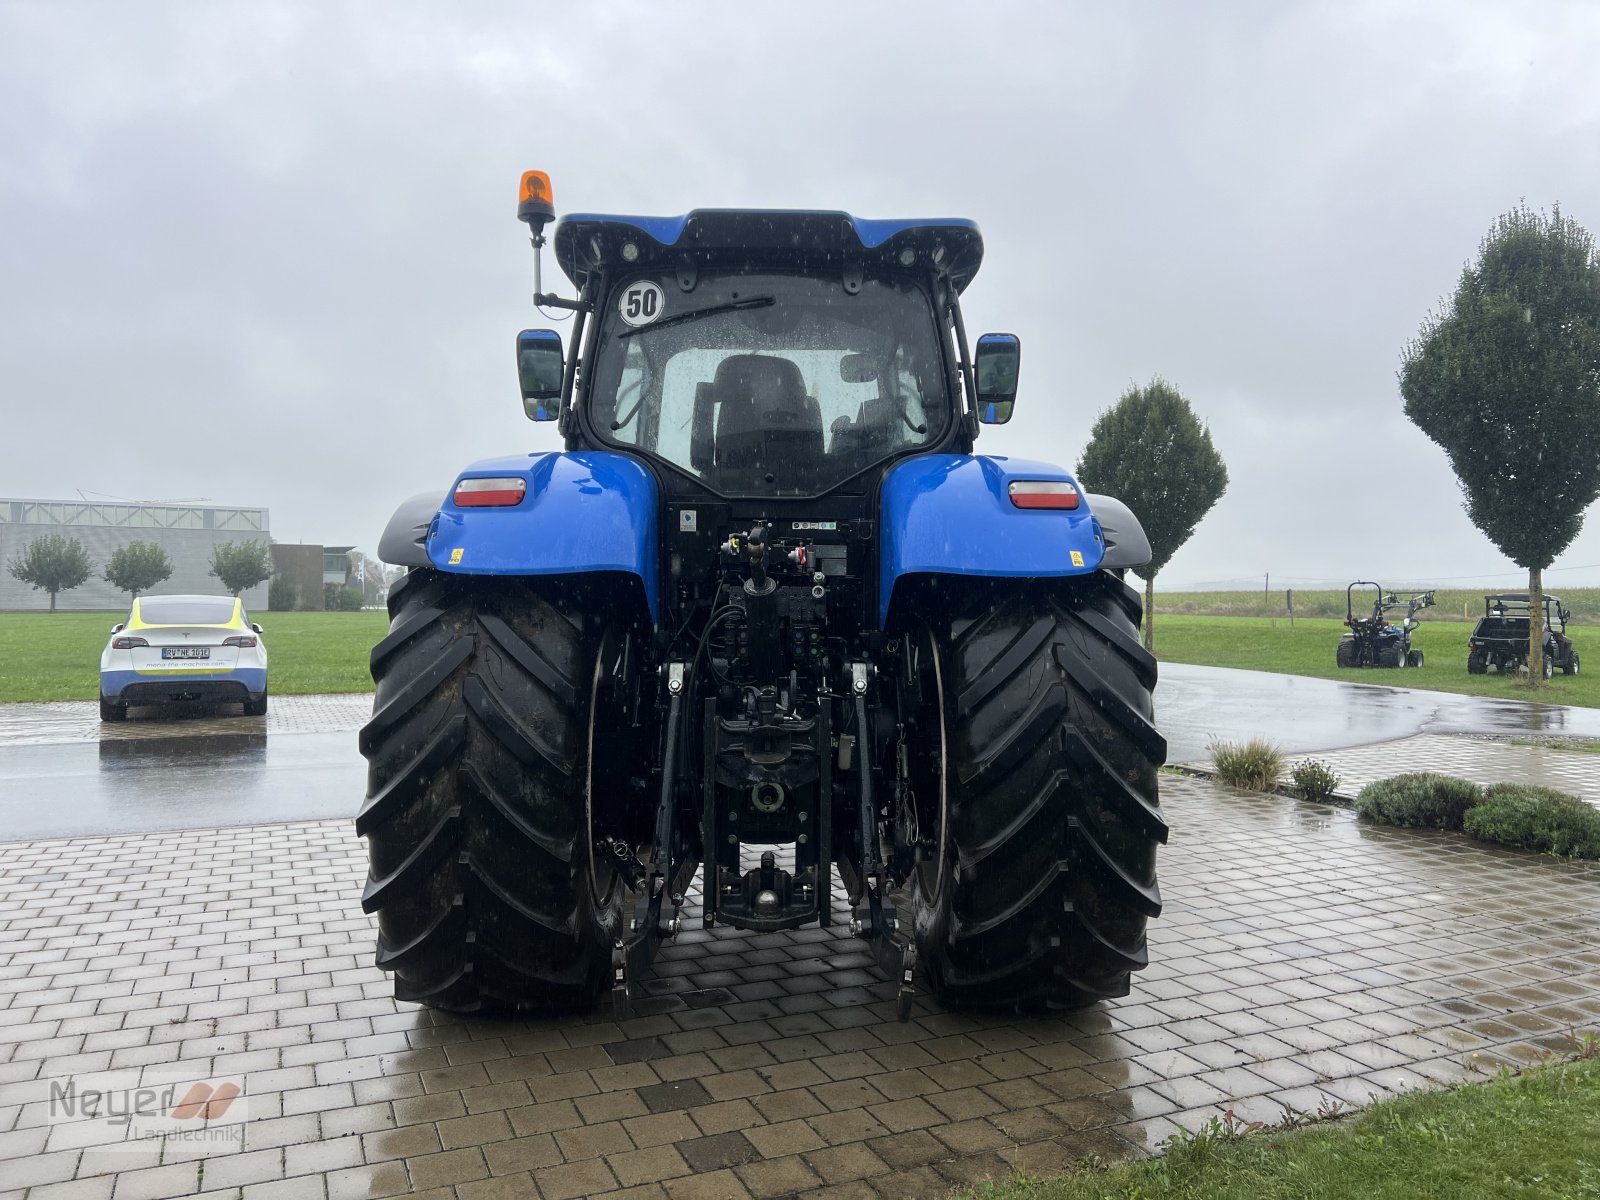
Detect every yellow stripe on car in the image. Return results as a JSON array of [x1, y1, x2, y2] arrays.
[[126, 597, 247, 632]]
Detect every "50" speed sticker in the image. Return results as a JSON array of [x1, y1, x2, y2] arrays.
[[618, 281, 664, 327]]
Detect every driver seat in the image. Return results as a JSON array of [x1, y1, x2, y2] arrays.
[[712, 354, 823, 471]]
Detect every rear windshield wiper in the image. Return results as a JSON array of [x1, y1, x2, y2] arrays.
[[617, 295, 775, 338]]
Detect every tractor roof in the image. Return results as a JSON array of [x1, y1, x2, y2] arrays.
[[553, 210, 983, 294], [1486, 593, 1563, 604]]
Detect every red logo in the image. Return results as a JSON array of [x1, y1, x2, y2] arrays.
[[170, 1082, 242, 1120]]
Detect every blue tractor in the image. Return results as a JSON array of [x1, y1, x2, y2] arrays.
[[358, 172, 1167, 1020], [1335, 582, 1434, 669]]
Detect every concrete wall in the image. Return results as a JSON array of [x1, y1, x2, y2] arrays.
[[0, 499, 271, 613]]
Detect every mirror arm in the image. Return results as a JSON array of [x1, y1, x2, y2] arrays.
[[945, 280, 980, 442], [530, 230, 592, 312], [557, 279, 596, 443], [534, 293, 585, 311]]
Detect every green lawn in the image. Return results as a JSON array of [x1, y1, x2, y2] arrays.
[[0, 610, 389, 702], [1156, 587, 1600, 625], [969, 1053, 1600, 1200], [3, 605, 1594, 710], [1155, 614, 1598, 708]]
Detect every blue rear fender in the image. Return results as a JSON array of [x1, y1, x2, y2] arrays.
[[427, 450, 661, 624], [878, 454, 1105, 628]]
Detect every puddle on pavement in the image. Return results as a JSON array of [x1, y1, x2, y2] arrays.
[[98, 732, 268, 762]]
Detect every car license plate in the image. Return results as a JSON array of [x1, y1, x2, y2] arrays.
[[161, 647, 210, 660]]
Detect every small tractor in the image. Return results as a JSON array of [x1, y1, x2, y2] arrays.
[[358, 172, 1167, 1020], [1467, 594, 1579, 677], [1335, 582, 1434, 668]]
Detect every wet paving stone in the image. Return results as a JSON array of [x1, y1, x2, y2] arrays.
[[0, 774, 1598, 1198], [1187, 731, 1600, 807], [0, 691, 370, 746]]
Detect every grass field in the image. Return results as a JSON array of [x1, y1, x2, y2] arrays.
[[971, 1051, 1600, 1199], [1156, 587, 1600, 625], [0, 604, 1593, 708], [1155, 614, 1597, 708], [0, 610, 389, 702]]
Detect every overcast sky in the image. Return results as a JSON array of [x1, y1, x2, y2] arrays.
[[4, 1, 1600, 590]]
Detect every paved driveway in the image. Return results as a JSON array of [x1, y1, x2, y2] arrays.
[[3, 776, 1597, 1199], [0, 694, 370, 748], [1274, 733, 1600, 807], [4, 668, 1598, 841]]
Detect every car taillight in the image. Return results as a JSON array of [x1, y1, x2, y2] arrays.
[[1008, 480, 1080, 509], [454, 477, 527, 507], [112, 636, 148, 649], [223, 636, 258, 648]]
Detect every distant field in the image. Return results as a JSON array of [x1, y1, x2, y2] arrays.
[[1156, 614, 1597, 708], [1156, 587, 1600, 624], [3, 603, 1592, 710], [0, 611, 389, 703]]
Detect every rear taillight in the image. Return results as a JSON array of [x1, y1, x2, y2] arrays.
[[111, 636, 148, 649], [454, 476, 527, 507], [223, 636, 258, 648], [1008, 480, 1080, 510]]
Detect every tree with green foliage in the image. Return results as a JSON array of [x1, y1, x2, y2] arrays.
[[1401, 204, 1600, 683], [7, 534, 93, 611], [103, 540, 173, 600], [208, 539, 273, 597], [1076, 378, 1229, 651]]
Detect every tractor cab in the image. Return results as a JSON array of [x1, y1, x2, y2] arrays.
[[521, 208, 1010, 500]]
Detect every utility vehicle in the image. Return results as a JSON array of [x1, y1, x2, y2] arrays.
[[1468, 594, 1578, 677], [358, 172, 1166, 1018]]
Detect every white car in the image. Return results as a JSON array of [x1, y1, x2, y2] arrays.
[[99, 594, 269, 721]]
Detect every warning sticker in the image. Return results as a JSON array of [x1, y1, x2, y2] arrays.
[[1069, 550, 1084, 567], [449, 548, 464, 565], [617, 281, 665, 327]]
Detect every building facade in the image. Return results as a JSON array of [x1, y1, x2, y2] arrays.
[[0, 498, 271, 612], [269, 543, 356, 610]]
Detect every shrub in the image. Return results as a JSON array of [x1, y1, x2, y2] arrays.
[[1463, 784, 1600, 859], [1290, 759, 1341, 803], [1355, 773, 1483, 830], [267, 576, 298, 612], [332, 585, 365, 612], [1210, 738, 1283, 791]]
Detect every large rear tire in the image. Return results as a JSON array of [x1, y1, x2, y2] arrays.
[[1377, 642, 1404, 668], [356, 569, 626, 1012], [910, 572, 1167, 1009], [1335, 639, 1357, 668]]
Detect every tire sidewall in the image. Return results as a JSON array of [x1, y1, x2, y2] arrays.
[[902, 622, 953, 947]]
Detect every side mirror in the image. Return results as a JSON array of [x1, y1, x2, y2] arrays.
[[973, 333, 1020, 424], [111, 623, 124, 634], [517, 329, 564, 421], [251, 623, 263, 634]]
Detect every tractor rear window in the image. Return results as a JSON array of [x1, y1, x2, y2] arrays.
[[138, 598, 236, 625], [587, 272, 949, 496]]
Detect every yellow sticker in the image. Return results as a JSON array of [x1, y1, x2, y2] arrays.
[[1070, 550, 1085, 567], [449, 548, 464, 565]]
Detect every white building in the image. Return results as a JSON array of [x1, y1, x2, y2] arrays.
[[0, 498, 271, 612]]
